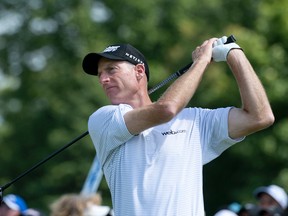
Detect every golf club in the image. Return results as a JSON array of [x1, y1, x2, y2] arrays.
[[0, 35, 236, 201]]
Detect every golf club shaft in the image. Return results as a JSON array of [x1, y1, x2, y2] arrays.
[[0, 34, 236, 195]]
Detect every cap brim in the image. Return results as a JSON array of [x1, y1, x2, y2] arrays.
[[3, 198, 20, 212], [82, 52, 126, 75]]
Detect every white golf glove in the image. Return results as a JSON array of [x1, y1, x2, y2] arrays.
[[212, 36, 242, 62]]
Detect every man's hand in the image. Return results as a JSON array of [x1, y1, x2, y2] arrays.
[[212, 36, 242, 62], [192, 38, 216, 64]]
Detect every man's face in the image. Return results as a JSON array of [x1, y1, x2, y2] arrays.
[[258, 193, 280, 209], [97, 58, 141, 105]]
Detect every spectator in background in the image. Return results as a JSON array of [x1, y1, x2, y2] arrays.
[[253, 184, 288, 216], [50, 193, 113, 216], [0, 194, 28, 216], [215, 185, 288, 216], [50, 193, 86, 216]]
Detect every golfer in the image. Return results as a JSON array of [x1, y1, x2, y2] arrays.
[[82, 36, 274, 216]]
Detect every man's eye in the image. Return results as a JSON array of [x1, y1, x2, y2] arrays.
[[108, 67, 117, 73]]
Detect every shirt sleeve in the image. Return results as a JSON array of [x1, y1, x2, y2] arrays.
[[88, 104, 134, 165], [198, 107, 245, 164]]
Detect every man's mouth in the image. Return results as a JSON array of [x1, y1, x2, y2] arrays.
[[105, 86, 116, 91]]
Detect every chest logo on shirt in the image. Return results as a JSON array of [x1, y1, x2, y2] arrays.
[[161, 129, 186, 136]]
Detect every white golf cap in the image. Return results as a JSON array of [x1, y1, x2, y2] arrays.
[[253, 184, 288, 209], [214, 209, 238, 216], [83, 205, 112, 216]]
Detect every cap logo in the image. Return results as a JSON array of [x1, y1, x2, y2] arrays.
[[125, 52, 144, 64], [103, 46, 120, 53]]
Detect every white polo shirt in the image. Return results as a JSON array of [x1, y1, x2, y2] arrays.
[[88, 104, 242, 216]]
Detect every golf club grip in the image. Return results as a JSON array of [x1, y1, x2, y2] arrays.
[[177, 35, 236, 76]]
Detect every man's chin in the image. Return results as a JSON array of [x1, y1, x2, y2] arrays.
[[109, 98, 123, 105], [110, 97, 130, 105]]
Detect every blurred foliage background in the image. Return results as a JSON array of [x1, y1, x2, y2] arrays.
[[0, 0, 287, 215]]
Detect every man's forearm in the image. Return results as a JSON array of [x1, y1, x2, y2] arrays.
[[227, 49, 274, 127], [157, 59, 208, 115]]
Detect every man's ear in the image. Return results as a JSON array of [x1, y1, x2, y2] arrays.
[[135, 64, 145, 80]]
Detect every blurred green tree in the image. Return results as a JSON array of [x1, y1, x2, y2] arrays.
[[0, 0, 287, 215]]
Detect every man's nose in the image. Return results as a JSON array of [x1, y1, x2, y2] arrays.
[[99, 73, 110, 84]]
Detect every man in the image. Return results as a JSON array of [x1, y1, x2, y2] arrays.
[[82, 36, 274, 215], [0, 194, 28, 216], [253, 184, 288, 215]]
